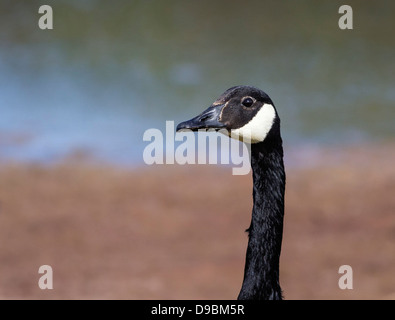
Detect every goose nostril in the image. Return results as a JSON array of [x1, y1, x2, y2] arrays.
[[199, 115, 211, 122]]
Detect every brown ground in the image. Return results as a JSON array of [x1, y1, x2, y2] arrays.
[[0, 143, 394, 300]]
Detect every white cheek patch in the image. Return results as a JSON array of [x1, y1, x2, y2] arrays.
[[230, 103, 276, 144]]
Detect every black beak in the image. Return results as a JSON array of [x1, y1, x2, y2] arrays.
[[176, 104, 226, 132]]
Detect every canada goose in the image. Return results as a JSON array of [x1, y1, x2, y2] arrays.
[[176, 85, 285, 300]]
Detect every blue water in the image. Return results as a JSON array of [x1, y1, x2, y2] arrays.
[[1, 1, 394, 166]]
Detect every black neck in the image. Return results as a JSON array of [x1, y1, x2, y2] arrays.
[[237, 134, 286, 300]]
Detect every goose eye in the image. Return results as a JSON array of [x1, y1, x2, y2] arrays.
[[242, 97, 254, 108]]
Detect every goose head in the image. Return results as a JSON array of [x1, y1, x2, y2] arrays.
[[176, 85, 279, 144]]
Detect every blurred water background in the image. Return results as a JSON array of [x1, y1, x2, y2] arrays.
[[1, 0, 394, 166]]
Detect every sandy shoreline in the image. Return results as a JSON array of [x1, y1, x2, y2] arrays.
[[0, 143, 394, 299]]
